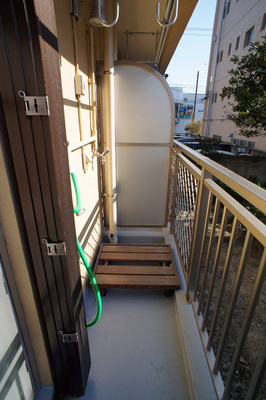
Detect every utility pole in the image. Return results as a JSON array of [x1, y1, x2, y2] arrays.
[[192, 71, 199, 122]]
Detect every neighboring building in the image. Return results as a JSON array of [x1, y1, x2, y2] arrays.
[[171, 87, 205, 135], [202, 0, 266, 154]]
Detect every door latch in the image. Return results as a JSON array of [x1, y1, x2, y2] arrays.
[[18, 90, 50, 116], [59, 331, 79, 343], [42, 239, 67, 256]]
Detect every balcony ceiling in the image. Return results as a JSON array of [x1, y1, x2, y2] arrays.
[[91, 0, 198, 73]]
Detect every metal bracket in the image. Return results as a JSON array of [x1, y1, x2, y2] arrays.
[[98, 148, 110, 165], [42, 239, 67, 256], [59, 331, 79, 343], [18, 90, 50, 116], [102, 193, 117, 199]]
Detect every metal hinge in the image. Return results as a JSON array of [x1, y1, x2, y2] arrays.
[[42, 239, 67, 256], [18, 90, 50, 116], [59, 331, 79, 343]]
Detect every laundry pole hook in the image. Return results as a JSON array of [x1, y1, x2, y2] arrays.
[[156, 0, 178, 28], [99, 0, 119, 27]]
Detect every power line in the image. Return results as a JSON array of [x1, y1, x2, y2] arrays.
[[186, 27, 213, 31], [184, 33, 212, 36]]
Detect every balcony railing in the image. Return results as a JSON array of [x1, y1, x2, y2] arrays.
[[170, 141, 266, 399]]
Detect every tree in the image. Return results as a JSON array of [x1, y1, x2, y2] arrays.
[[220, 36, 266, 138], [184, 120, 202, 136]]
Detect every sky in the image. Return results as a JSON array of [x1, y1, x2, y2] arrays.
[[165, 0, 217, 94]]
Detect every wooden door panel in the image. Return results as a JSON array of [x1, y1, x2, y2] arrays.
[[0, 0, 90, 396]]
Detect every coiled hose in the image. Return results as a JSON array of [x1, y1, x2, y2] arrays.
[[71, 172, 102, 327]]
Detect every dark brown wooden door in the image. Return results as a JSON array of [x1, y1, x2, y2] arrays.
[[0, 0, 90, 396]]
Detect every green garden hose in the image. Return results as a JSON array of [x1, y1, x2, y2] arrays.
[[76, 238, 102, 327], [71, 172, 102, 327], [71, 172, 81, 214]]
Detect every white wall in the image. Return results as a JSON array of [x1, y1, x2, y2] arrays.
[[54, 0, 103, 278]]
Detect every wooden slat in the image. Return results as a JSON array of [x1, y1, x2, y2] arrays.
[[96, 265, 175, 276], [100, 252, 172, 262], [95, 274, 180, 289], [101, 244, 171, 254], [93, 244, 180, 291]]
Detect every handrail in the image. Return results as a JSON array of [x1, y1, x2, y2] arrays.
[[171, 141, 266, 399], [174, 140, 266, 214]]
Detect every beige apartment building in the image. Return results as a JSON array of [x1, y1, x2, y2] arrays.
[[202, 0, 266, 154]]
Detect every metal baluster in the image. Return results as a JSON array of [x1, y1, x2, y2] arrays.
[[213, 231, 253, 375], [222, 248, 266, 399], [207, 217, 240, 351]]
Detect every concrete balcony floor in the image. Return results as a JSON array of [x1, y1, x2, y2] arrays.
[[68, 228, 218, 400], [84, 288, 190, 400]]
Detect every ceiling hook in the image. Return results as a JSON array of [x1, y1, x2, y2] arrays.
[[98, 1, 119, 28], [156, 0, 178, 28]]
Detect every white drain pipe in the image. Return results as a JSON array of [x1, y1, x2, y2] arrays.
[[104, 27, 118, 243]]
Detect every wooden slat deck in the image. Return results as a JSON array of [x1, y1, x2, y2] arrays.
[[92, 244, 180, 291]]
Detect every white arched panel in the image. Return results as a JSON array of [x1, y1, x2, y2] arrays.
[[114, 63, 174, 226]]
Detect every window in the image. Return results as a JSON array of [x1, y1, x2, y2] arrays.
[[223, 5, 226, 19], [213, 135, 222, 140], [261, 13, 266, 31], [235, 36, 240, 50], [244, 26, 254, 47], [0, 249, 36, 400], [226, 0, 231, 15], [220, 50, 223, 62], [223, 0, 231, 17], [228, 43, 232, 56]]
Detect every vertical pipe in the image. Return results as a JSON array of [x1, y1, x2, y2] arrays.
[[72, 15, 86, 171], [87, 27, 97, 156], [104, 27, 118, 243]]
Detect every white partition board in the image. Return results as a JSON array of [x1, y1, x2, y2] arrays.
[[114, 63, 174, 226], [116, 146, 170, 225]]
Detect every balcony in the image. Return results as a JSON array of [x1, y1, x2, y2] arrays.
[[69, 142, 266, 400], [1, 2, 265, 398]]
